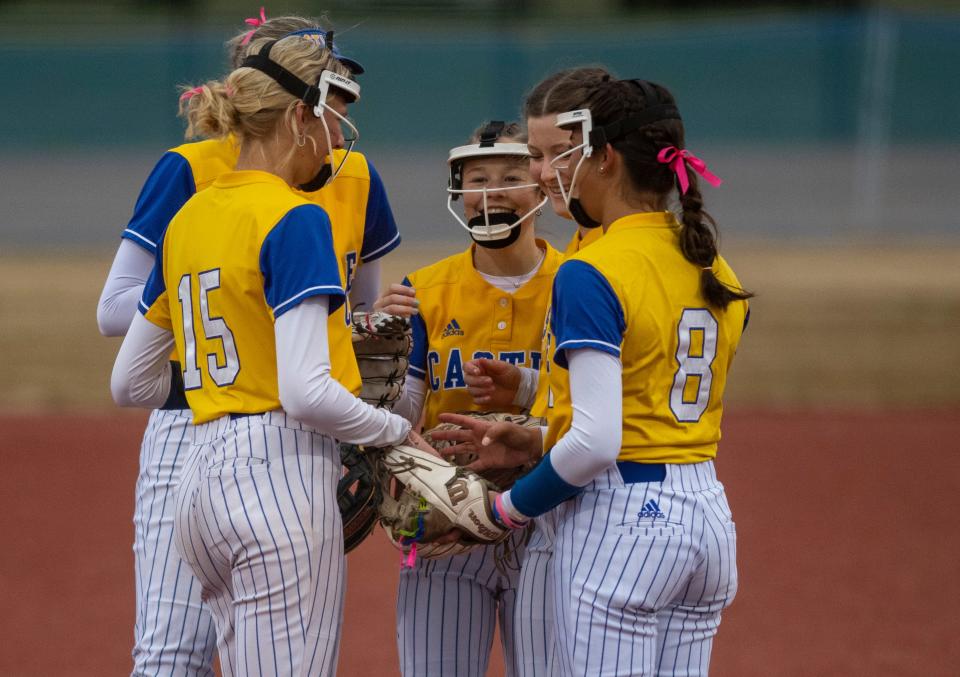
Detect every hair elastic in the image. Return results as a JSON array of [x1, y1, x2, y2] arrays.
[[657, 146, 722, 195], [240, 7, 268, 46], [178, 85, 204, 102]]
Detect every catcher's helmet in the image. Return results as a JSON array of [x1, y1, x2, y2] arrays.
[[446, 121, 546, 249]]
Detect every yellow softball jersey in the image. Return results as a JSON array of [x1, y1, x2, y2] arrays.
[[404, 241, 563, 430], [122, 140, 400, 396], [529, 226, 603, 420], [543, 211, 748, 464], [139, 170, 349, 424]]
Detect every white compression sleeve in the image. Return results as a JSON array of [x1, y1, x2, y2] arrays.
[[545, 348, 623, 487], [391, 375, 427, 427], [111, 313, 174, 408], [97, 239, 156, 337], [275, 296, 411, 447], [349, 257, 382, 311]]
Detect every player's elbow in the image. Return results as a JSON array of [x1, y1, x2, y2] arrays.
[[110, 362, 137, 407], [97, 305, 127, 337], [278, 371, 322, 425], [111, 358, 167, 408]]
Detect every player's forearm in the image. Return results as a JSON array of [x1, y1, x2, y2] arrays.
[[349, 257, 381, 311], [97, 239, 155, 336], [391, 374, 426, 427], [275, 297, 411, 446], [513, 366, 539, 409], [111, 313, 174, 408], [503, 348, 622, 519]]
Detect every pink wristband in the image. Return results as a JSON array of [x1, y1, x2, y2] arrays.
[[494, 493, 528, 530]]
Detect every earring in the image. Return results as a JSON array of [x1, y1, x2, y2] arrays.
[[599, 165, 606, 174], [296, 131, 306, 148]]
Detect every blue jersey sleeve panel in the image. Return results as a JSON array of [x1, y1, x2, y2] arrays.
[[359, 161, 401, 262], [551, 259, 626, 369], [138, 230, 168, 316], [121, 152, 196, 254], [260, 204, 346, 319], [508, 453, 583, 518], [743, 307, 751, 332], [402, 276, 428, 380]]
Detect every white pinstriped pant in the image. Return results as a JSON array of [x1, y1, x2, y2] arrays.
[[396, 526, 544, 676], [133, 408, 216, 676], [549, 461, 738, 677], [512, 511, 560, 677], [174, 411, 345, 677]]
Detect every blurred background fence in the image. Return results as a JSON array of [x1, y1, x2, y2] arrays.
[[0, 2, 958, 247], [0, 1, 957, 411]]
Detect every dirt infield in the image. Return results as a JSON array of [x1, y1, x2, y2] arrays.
[[2, 409, 957, 676]]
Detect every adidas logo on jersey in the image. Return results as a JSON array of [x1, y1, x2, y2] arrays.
[[638, 500, 666, 519], [442, 318, 465, 338]]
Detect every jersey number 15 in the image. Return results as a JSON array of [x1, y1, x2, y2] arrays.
[[177, 269, 240, 390]]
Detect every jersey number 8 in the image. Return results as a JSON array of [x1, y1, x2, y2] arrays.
[[669, 308, 718, 423], [177, 268, 241, 390]]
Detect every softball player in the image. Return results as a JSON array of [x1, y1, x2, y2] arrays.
[[442, 74, 752, 676], [450, 68, 613, 677], [98, 21, 401, 676], [377, 121, 561, 677]]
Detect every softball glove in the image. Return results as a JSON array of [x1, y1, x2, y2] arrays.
[[377, 444, 510, 561], [351, 310, 412, 410]]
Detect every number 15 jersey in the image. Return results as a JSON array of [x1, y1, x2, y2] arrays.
[[140, 170, 348, 424]]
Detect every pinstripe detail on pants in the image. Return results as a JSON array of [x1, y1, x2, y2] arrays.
[[133, 408, 217, 676], [513, 512, 559, 677], [550, 461, 737, 677], [395, 526, 541, 677], [174, 411, 345, 677]]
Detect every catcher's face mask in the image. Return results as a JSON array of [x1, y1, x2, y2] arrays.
[[447, 121, 547, 249], [551, 80, 683, 228], [241, 34, 361, 191], [551, 109, 601, 229]]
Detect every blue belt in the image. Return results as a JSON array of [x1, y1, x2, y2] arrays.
[[617, 462, 666, 484]]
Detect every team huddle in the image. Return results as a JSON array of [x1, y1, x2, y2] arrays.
[[101, 9, 751, 677]]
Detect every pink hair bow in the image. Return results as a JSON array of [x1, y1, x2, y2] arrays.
[[656, 146, 722, 195], [179, 85, 204, 102], [240, 7, 267, 45]]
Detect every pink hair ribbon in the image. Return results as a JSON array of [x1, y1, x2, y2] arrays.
[[656, 146, 723, 195], [179, 85, 204, 102], [240, 7, 267, 45]]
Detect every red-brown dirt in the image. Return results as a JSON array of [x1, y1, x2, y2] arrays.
[[1, 409, 957, 676]]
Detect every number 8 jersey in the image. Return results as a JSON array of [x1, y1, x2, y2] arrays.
[[140, 170, 348, 423], [544, 211, 748, 463]]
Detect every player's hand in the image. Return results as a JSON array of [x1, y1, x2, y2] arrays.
[[404, 428, 442, 458], [432, 413, 541, 470], [374, 283, 419, 317], [464, 358, 521, 407]]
